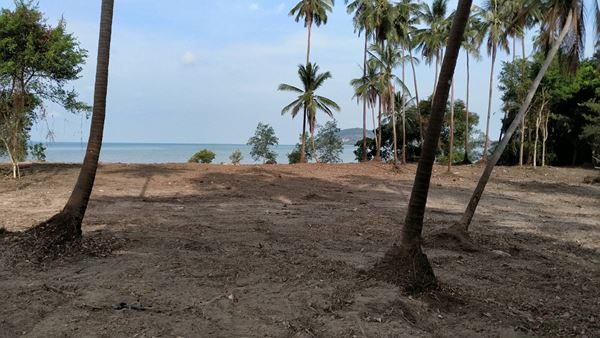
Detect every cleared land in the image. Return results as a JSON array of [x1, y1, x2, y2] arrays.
[[1, 163, 599, 337]]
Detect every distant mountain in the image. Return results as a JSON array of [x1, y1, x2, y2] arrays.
[[337, 128, 374, 145]]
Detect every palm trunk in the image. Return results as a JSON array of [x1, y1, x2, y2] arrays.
[[519, 114, 525, 166], [306, 18, 312, 65], [391, 86, 398, 164], [401, 55, 407, 164], [534, 108, 541, 168], [458, 9, 574, 230], [310, 115, 318, 163], [483, 46, 496, 162], [376, 0, 473, 291], [463, 53, 471, 164], [448, 80, 455, 172], [542, 112, 549, 167], [362, 33, 368, 162], [300, 108, 307, 163], [409, 47, 424, 144], [375, 97, 382, 161], [29, 0, 115, 244]]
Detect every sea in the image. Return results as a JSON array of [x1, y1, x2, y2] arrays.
[[9, 142, 358, 164]]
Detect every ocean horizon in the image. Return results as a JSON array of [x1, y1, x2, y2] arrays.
[[10, 142, 358, 164]]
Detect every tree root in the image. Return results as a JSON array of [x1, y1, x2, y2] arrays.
[[425, 224, 478, 252], [369, 243, 438, 293]]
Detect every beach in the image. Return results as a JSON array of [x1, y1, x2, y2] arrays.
[[1, 163, 599, 337]]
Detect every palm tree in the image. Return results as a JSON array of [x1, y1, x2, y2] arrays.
[[416, 0, 450, 98], [27, 0, 115, 247], [374, 0, 474, 291], [279, 63, 340, 162], [461, 15, 483, 164], [458, 0, 592, 231], [289, 0, 335, 163], [346, 0, 375, 162], [478, 0, 511, 162], [369, 43, 407, 164], [351, 61, 380, 158]]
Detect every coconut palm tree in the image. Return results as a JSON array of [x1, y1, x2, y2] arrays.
[[369, 43, 408, 164], [375, 0, 474, 291], [458, 0, 593, 231], [461, 15, 483, 164], [351, 61, 380, 157], [346, 0, 376, 162], [416, 0, 450, 98], [289, 0, 335, 163], [27, 0, 115, 247], [279, 63, 340, 162], [477, 0, 511, 162]]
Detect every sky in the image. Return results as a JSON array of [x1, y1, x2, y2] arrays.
[[7, 0, 598, 144]]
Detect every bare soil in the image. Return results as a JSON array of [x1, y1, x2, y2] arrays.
[[1, 163, 599, 337]]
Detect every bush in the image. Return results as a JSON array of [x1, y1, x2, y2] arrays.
[[188, 149, 216, 164], [229, 149, 243, 164], [29, 143, 46, 162], [247, 122, 279, 163]]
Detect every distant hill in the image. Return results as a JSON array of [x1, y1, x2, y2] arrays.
[[337, 128, 374, 145]]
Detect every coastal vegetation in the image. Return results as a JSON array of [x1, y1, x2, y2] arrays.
[[189, 149, 216, 164]]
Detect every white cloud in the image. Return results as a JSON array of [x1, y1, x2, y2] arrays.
[[181, 51, 197, 66]]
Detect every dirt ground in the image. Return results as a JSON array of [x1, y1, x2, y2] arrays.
[[0, 163, 599, 337]]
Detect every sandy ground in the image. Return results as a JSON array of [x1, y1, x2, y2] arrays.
[[0, 163, 599, 337]]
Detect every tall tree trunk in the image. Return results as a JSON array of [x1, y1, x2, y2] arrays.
[[300, 107, 307, 163], [306, 18, 312, 65], [310, 115, 318, 163], [483, 46, 496, 162], [457, 9, 574, 231], [362, 34, 368, 162], [534, 107, 541, 168], [375, 0, 473, 291], [409, 47, 424, 145], [433, 52, 439, 99], [519, 114, 526, 166], [401, 54, 407, 164], [28, 0, 115, 245], [448, 80, 455, 172], [391, 86, 398, 164], [375, 97, 382, 161], [542, 112, 549, 167], [463, 53, 471, 164]]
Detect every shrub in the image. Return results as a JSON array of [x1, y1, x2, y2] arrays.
[[229, 149, 243, 164], [189, 149, 216, 164], [29, 143, 46, 162]]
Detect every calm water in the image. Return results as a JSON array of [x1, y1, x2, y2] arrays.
[[15, 142, 358, 164]]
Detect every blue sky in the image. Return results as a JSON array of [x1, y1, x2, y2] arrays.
[[16, 0, 599, 144]]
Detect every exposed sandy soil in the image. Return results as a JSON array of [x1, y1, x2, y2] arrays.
[[0, 163, 599, 337]]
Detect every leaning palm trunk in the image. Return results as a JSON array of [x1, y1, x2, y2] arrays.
[[26, 0, 114, 247], [457, 9, 574, 231], [373, 0, 473, 291], [483, 46, 497, 162]]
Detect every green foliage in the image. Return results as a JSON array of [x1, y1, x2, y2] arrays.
[[188, 149, 216, 164], [581, 101, 600, 160], [229, 149, 243, 165], [0, 1, 88, 167], [29, 143, 46, 162], [498, 54, 600, 165], [315, 120, 344, 163], [248, 122, 279, 163]]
